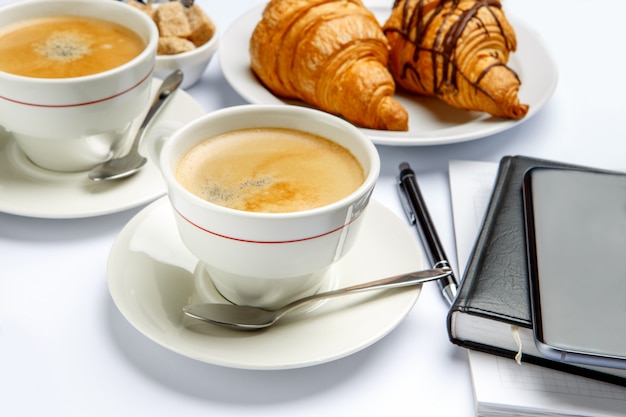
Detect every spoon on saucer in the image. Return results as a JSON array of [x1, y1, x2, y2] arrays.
[[88, 69, 183, 181], [183, 267, 452, 330]]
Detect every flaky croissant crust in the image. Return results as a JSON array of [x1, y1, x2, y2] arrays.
[[384, 0, 529, 119], [250, 0, 409, 131]]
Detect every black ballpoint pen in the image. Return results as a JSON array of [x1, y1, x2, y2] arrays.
[[397, 162, 459, 305]]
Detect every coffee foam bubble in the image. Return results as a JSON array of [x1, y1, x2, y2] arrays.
[[200, 177, 274, 208], [34, 31, 92, 62]]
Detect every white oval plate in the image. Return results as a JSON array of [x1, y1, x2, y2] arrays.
[[219, 4, 557, 146], [107, 198, 425, 370]]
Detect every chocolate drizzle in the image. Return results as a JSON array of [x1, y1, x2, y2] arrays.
[[385, 0, 520, 102]]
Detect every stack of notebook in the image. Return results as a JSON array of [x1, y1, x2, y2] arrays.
[[447, 155, 626, 385], [447, 156, 626, 416]]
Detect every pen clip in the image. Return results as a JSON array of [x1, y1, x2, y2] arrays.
[[396, 177, 416, 225]]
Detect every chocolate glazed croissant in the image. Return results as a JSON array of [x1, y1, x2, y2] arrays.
[[383, 0, 528, 119], [250, 0, 409, 131]]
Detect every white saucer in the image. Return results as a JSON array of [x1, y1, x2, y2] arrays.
[[219, 4, 557, 146], [107, 197, 425, 370], [0, 79, 204, 219]]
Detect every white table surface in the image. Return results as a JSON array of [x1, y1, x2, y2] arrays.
[[2, 0, 625, 415]]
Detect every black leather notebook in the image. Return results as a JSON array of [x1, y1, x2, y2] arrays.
[[447, 155, 626, 385]]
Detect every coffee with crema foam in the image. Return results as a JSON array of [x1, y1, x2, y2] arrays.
[[0, 15, 145, 78], [176, 128, 365, 213]]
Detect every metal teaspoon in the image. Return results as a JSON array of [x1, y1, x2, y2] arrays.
[[88, 69, 183, 181], [183, 268, 452, 330]]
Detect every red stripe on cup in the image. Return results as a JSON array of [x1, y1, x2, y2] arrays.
[[0, 68, 153, 108], [175, 208, 363, 245]]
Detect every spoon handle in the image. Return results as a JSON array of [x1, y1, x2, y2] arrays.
[[129, 69, 184, 153], [277, 267, 452, 317]]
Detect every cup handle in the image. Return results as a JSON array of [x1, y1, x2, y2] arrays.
[[142, 120, 183, 170]]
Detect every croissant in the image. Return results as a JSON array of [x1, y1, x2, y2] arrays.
[[383, 0, 528, 119], [250, 0, 409, 131]]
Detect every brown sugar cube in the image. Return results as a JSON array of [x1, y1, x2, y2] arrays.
[[157, 36, 195, 55], [184, 4, 216, 47], [127, 1, 156, 20], [155, 2, 191, 38]]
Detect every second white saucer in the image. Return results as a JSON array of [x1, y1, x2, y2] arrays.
[[0, 79, 204, 219], [107, 197, 426, 370]]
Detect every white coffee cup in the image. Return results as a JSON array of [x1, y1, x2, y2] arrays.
[[0, 0, 158, 172], [158, 105, 380, 309]]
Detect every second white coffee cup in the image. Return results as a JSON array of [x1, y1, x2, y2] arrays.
[[158, 105, 380, 309], [0, 0, 158, 172]]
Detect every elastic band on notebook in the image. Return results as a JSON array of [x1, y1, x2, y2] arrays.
[[510, 325, 523, 364], [511, 325, 522, 365]]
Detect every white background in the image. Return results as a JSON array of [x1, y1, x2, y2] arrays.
[[2, 0, 625, 415]]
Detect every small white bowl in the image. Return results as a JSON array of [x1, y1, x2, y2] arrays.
[[154, 28, 219, 89]]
